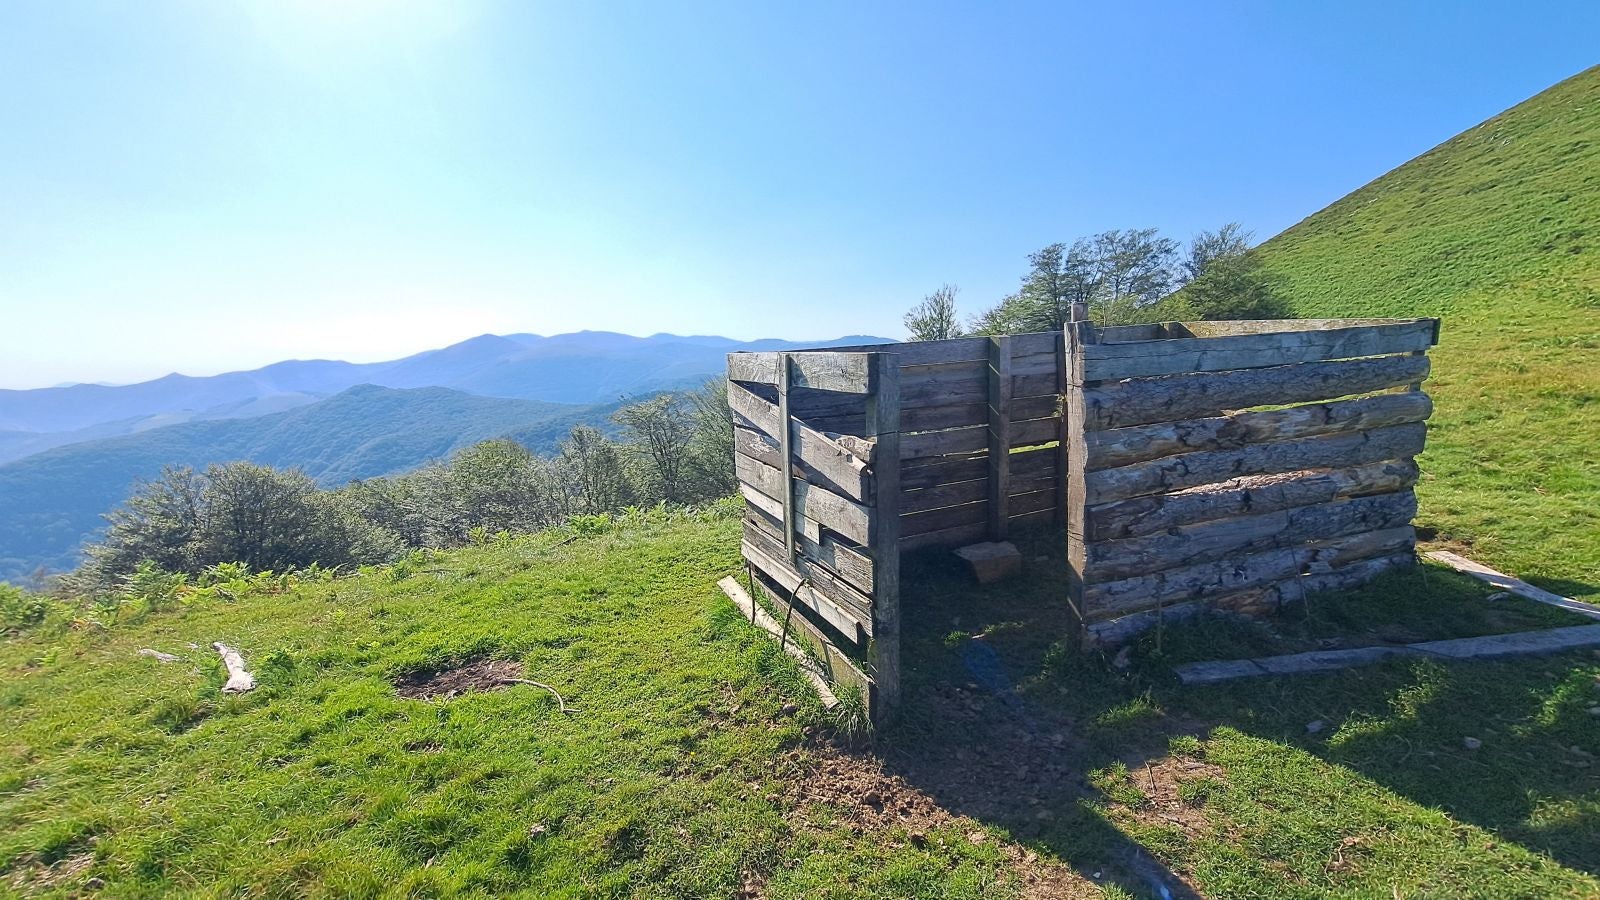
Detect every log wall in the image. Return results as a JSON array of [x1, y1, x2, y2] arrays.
[[1063, 315, 1440, 644]]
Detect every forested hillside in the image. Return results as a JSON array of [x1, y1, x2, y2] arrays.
[[0, 386, 613, 583]]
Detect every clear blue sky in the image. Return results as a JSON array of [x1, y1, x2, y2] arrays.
[[1, 1, 1595, 389]]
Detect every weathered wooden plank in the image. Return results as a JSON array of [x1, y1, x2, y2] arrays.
[[1086, 392, 1434, 472], [900, 452, 1058, 514], [901, 453, 986, 490], [901, 521, 987, 552], [1081, 526, 1416, 622], [1085, 421, 1427, 504], [1087, 458, 1420, 541], [742, 537, 870, 643], [1097, 323, 1170, 343], [902, 477, 988, 515], [1177, 317, 1438, 338], [741, 487, 824, 544], [1082, 353, 1431, 430], [865, 352, 902, 715], [728, 350, 876, 393], [901, 425, 988, 461], [728, 380, 876, 464], [746, 508, 874, 594], [823, 330, 1058, 365], [901, 499, 987, 536], [1063, 307, 1095, 625], [733, 425, 872, 505], [740, 573, 875, 700], [1082, 320, 1438, 381], [1085, 491, 1417, 581], [1009, 487, 1057, 518], [987, 336, 1013, 539], [1009, 416, 1061, 448], [776, 355, 797, 561], [742, 520, 876, 619], [1203, 551, 1416, 618], [736, 453, 872, 545]]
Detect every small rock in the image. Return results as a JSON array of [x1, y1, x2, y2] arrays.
[[1463, 737, 1483, 750], [778, 703, 798, 717], [1111, 646, 1133, 670], [528, 823, 548, 838], [953, 541, 1023, 583]]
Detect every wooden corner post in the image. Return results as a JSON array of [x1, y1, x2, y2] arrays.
[[865, 352, 901, 715], [1063, 304, 1094, 633], [775, 352, 798, 563], [986, 335, 1014, 540]]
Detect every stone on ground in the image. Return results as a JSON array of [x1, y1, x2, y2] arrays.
[[953, 541, 1022, 584]]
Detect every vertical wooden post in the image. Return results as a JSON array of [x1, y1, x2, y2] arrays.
[[776, 352, 797, 563], [865, 352, 901, 716], [1054, 327, 1069, 527], [986, 335, 1013, 540], [1063, 304, 1095, 635]]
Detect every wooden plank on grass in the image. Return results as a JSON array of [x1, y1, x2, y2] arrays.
[[1085, 421, 1427, 504], [719, 575, 841, 707], [1081, 320, 1438, 381], [740, 573, 875, 699], [1082, 353, 1430, 431], [1085, 391, 1433, 471], [1177, 317, 1439, 338], [1423, 551, 1600, 621]]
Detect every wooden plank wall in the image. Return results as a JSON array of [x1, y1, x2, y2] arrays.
[[727, 349, 901, 720], [1062, 316, 1441, 644]]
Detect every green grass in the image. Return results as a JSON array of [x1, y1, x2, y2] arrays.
[[1255, 64, 1600, 597], [0, 511, 1027, 898]]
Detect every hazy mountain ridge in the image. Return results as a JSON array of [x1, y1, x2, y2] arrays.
[[0, 384, 621, 583], [0, 331, 888, 439]]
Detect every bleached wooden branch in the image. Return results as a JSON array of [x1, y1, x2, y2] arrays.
[[212, 642, 256, 693]]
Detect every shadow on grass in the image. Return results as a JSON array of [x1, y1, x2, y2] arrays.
[[878, 524, 1600, 891]]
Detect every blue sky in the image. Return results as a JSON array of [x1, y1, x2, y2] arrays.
[[1, 1, 1595, 389]]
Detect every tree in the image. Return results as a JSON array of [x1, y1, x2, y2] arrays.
[[1181, 223, 1253, 284], [684, 380, 737, 500], [80, 466, 205, 581], [1168, 252, 1290, 321], [560, 425, 636, 514], [973, 229, 1180, 332], [903, 284, 963, 341], [613, 396, 696, 504]]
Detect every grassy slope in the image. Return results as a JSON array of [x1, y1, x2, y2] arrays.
[[1, 511, 1028, 898], [1253, 64, 1600, 597]]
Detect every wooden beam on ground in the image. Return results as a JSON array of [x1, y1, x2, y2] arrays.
[[1424, 551, 1600, 621], [718, 576, 840, 708]]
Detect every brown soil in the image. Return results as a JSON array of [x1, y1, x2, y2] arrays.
[[5, 851, 95, 892], [393, 657, 525, 701], [771, 743, 1101, 899], [1118, 753, 1226, 837]]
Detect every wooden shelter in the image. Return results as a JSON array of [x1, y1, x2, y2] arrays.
[[727, 311, 1440, 721]]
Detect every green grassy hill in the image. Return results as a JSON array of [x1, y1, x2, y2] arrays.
[[1254, 64, 1600, 597]]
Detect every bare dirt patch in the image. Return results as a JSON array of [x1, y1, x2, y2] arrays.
[[5, 851, 96, 892], [772, 743, 1100, 899], [1118, 753, 1226, 837], [394, 657, 525, 701]]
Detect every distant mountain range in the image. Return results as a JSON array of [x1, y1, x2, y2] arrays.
[[0, 330, 890, 583], [0, 331, 884, 444]]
